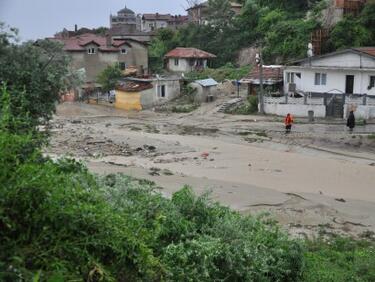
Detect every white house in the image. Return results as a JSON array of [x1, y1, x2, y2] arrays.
[[164, 47, 216, 73], [115, 76, 181, 111], [284, 48, 375, 96]]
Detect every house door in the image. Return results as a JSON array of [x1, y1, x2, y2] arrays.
[[345, 75, 354, 94]]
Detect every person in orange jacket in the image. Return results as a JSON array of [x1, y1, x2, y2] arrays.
[[284, 113, 294, 134]]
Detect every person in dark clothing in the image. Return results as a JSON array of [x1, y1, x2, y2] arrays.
[[347, 111, 355, 133]]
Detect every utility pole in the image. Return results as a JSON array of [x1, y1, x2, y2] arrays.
[[255, 52, 265, 114]]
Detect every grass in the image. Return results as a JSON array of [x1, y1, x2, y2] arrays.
[[171, 104, 200, 113], [368, 134, 375, 140], [303, 237, 375, 282]]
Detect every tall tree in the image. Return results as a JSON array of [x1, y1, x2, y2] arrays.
[[0, 23, 72, 125]]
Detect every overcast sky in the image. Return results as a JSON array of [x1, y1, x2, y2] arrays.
[[0, 0, 189, 41]]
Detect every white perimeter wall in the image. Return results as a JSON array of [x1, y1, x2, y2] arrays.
[[263, 103, 326, 118]]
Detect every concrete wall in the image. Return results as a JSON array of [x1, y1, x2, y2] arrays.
[[284, 67, 375, 95], [344, 104, 375, 119], [141, 19, 169, 32], [140, 88, 155, 109], [189, 82, 217, 103], [69, 42, 148, 82], [263, 103, 326, 118], [167, 58, 208, 73]]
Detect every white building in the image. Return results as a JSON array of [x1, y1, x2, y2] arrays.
[[284, 48, 375, 96], [164, 47, 216, 73]]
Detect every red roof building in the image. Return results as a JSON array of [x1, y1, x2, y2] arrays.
[[50, 33, 148, 83], [165, 48, 216, 59], [164, 48, 216, 73]]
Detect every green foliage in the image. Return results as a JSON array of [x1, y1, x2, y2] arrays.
[[0, 24, 72, 125], [329, 16, 372, 50], [1, 87, 374, 281], [186, 64, 251, 82], [148, 28, 179, 73], [97, 64, 123, 92], [0, 92, 304, 280], [226, 95, 259, 115], [171, 104, 199, 113], [303, 237, 375, 282]]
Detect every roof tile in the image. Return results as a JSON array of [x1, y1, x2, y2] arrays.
[[165, 47, 216, 59]]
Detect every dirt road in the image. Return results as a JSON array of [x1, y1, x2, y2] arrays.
[[47, 102, 375, 238]]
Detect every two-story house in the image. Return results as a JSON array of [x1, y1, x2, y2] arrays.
[[284, 47, 375, 96], [51, 33, 148, 83]]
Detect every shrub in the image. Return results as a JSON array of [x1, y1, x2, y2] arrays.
[[303, 237, 375, 282], [226, 95, 259, 115]]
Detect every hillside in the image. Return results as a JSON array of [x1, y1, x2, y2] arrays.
[[149, 0, 375, 69]]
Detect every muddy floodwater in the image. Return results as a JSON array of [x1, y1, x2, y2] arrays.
[[46, 102, 375, 239]]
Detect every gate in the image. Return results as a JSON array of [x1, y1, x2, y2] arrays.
[[326, 94, 344, 118]]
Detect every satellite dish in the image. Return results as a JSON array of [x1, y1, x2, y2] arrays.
[[307, 42, 314, 58]]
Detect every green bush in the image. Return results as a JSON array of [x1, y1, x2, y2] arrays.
[[303, 237, 375, 282], [186, 64, 252, 82], [226, 96, 259, 115], [171, 104, 199, 113]]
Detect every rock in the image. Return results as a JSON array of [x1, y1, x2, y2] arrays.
[[135, 147, 143, 152], [144, 145, 156, 151], [335, 198, 346, 203]]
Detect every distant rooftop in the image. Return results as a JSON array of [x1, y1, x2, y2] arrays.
[[165, 47, 216, 59], [50, 33, 129, 52], [118, 6, 135, 15]]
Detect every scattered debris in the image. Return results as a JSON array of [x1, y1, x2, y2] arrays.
[[335, 198, 346, 203], [201, 152, 210, 159]]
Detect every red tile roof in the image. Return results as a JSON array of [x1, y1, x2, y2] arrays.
[[51, 33, 128, 52], [116, 81, 153, 92], [243, 65, 284, 84], [168, 15, 189, 24], [165, 47, 216, 59], [354, 47, 375, 57]]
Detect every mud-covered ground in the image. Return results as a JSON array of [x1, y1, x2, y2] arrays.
[[45, 102, 375, 239]]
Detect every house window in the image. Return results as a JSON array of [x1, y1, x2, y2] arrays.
[[120, 48, 127, 54], [369, 76, 375, 90], [87, 48, 96, 54], [196, 59, 204, 67], [286, 72, 301, 83], [174, 58, 179, 66], [119, 62, 126, 70], [287, 72, 294, 83], [157, 85, 166, 98], [314, 73, 327, 85]]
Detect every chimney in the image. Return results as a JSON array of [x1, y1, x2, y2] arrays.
[[74, 24, 78, 32]]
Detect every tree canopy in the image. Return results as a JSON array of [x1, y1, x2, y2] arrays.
[[0, 23, 73, 125], [149, 0, 375, 71]]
